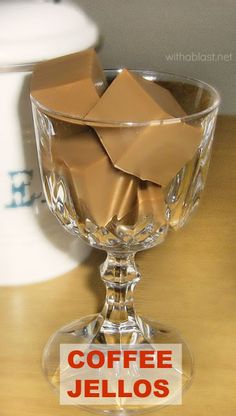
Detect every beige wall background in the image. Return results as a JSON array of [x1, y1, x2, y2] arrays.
[[74, 0, 235, 114]]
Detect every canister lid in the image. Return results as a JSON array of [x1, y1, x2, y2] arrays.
[[0, 1, 99, 66]]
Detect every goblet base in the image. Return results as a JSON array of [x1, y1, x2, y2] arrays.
[[43, 313, 193, 415]]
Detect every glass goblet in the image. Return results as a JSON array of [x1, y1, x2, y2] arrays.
[[31, 70, 219, 415]]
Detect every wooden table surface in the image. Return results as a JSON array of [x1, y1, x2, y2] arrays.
[[0, 116, 236, 416]]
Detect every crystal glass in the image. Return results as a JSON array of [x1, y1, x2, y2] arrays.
[[31, 70, 219, 414]]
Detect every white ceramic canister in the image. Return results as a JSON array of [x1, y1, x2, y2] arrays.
[[0, 1, 98, 285]]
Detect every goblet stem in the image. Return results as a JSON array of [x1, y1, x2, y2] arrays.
[[99, 252, 142, 341], [43, 250, 194, 399]]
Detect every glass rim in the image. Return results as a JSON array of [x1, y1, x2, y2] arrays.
[[30, 68, 220, 127], [0, 62, 38, 73]]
